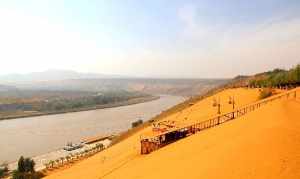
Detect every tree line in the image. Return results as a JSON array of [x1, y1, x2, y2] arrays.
[[0, 90, 150, 113], [249, 65, 300, 88]]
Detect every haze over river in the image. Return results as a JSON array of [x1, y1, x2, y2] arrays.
[[0, 95, 184, 163]]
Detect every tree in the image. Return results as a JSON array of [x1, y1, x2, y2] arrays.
[[17, 156, 26, 173], [17, 156, 35, 173], [49, 160, 55, 169], [59, 157, 65, 166], [13, 156, 43, 179], [96, 143, 104, 151], [24, 158, 35, 173], [65, 155, 71, 163], [250, 64, 300, 88]]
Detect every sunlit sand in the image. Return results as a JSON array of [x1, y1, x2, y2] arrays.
[[45, 88, 300, 179]]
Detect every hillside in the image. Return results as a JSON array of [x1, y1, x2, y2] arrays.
[[227, 64, 300, 88], [43, 87, 300, 179]]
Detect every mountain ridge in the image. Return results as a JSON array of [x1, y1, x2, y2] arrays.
[[0, 69, 126, 83]]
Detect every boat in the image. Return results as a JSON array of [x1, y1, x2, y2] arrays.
[[63, 142, 84, 151]]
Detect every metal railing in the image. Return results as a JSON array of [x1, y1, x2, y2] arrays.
[[140, 87, 299, 154]]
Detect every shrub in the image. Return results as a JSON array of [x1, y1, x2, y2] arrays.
[[259, 88, 273, 99], [0, 163, 9, 178], [131, 119, 143, 128]]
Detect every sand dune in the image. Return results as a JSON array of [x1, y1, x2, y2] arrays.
[[45, 88, 300, 179]]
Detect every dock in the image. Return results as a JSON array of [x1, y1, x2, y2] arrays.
[[82, 135, 112, 144]]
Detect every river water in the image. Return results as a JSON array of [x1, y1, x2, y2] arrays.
[[0, 95, 184, 163]]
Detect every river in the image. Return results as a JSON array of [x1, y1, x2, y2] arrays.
[[0, 95, 185, 163]]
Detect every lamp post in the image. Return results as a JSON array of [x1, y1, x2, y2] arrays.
[[213, 97, 221, 115], [228, 96, 235, 110], [229, 96, 236, 119]]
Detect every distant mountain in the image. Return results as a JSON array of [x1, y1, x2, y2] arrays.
[[0, 70, 229, 97], [10, 78, 228, 96], [0, 70, 124, 83], [0, 84, 18, 92]]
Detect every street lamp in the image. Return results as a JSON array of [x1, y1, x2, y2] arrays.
[[228, 96, 235, 110], [212, 97, 221, 114]]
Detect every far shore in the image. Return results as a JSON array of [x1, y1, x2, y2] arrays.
[[0, 95, 160, 121]]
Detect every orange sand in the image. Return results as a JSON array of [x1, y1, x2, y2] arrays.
[[45, 88, 300, 179]]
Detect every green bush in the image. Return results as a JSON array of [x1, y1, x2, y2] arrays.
[[259, 88, 273, 99]]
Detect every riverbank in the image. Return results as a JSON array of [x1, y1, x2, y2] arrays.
[[7, 138, 112, 172], [0, 95, 160, 121], [0, 95, 184, 164]]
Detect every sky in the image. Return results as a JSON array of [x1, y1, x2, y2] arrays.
[[0, 0, 300, 78]]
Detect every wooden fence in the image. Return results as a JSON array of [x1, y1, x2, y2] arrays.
[[140, 87, 299, 154]]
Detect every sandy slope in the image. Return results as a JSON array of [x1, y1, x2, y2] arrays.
[[45, 88, 300, 179]]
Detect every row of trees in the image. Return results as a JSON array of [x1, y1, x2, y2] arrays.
[[1, 143, 105, 179], [0, 90, 149, 113], [41, 90, 149, 112], [45, 143, 104, 170], [249, 65, 300, 87]]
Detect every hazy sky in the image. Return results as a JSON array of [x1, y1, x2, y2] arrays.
[[1, 0, 300, 78]]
